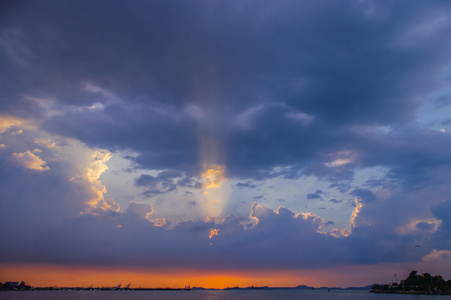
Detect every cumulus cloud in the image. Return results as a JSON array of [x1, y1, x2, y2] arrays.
[[10, 129, 23, 135], [126, 201, 153, 219], [1, 0, 451, 280], [11, 150, 50, 171], [0, 114, 25, 134], [0, 199, 435, 269], [422, 249, 451, 262], [85, 150, 113, 209], [397, 218, 442, 235], [96, 198, 120, 213], [0, 135, 444, 272], [34, 138, 56, 148], [201, 165, 226, 189]]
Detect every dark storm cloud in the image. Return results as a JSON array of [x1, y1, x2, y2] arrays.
[[0, 136, 443, 270], [0, 0, 449, 185], [2, 0, 451, 272], [0, 197, 434, 269]]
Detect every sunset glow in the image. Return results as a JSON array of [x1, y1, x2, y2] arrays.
[[2, 0, 451, 290], [3, 261, 451, 289], [201, 165, 226, 189]]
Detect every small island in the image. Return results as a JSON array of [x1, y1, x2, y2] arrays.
[[371, 271, 451, 295], [0, 281, 32, 291]]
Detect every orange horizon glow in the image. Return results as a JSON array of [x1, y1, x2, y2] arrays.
[[0, 263, 333, 289], [3, 262, 449, 289], [2, 261, 451, 289]]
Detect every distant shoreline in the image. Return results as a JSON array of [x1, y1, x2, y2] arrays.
[[371, 290, 451, 295], [1, 285, 373, 292], [1, 280, 375, 292], [0, 287, 192, 292], [370, 270, 451, 295]]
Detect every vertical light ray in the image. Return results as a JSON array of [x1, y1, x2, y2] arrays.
[[200, 164, 229, 219], [189, 61, 229, 220]]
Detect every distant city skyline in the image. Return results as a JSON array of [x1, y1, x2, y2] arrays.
[[1, 0, 451, 288]]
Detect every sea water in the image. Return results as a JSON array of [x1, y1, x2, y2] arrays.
[[1, 290, 451, 300]]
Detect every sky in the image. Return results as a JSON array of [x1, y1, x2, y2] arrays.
[[1, 0, 451, 289]]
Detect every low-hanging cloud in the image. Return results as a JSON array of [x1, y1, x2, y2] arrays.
[[11, 150, 50, 171]]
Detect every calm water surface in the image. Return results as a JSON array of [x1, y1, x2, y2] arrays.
[[2, 290, 451, 300]]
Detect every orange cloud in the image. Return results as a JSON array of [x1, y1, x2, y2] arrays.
[[209, 228, 219, 239], [11, 150, 50, 171], [34, 138, 57, 148], [0, 114, 25, 134], [201, 164, 225, 189], [85, 150, 117, 211], [10, 129, 23, 135], [97, 198, 120, 212], [350, 199, 363, 229], [152, 218, 167, 227]]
